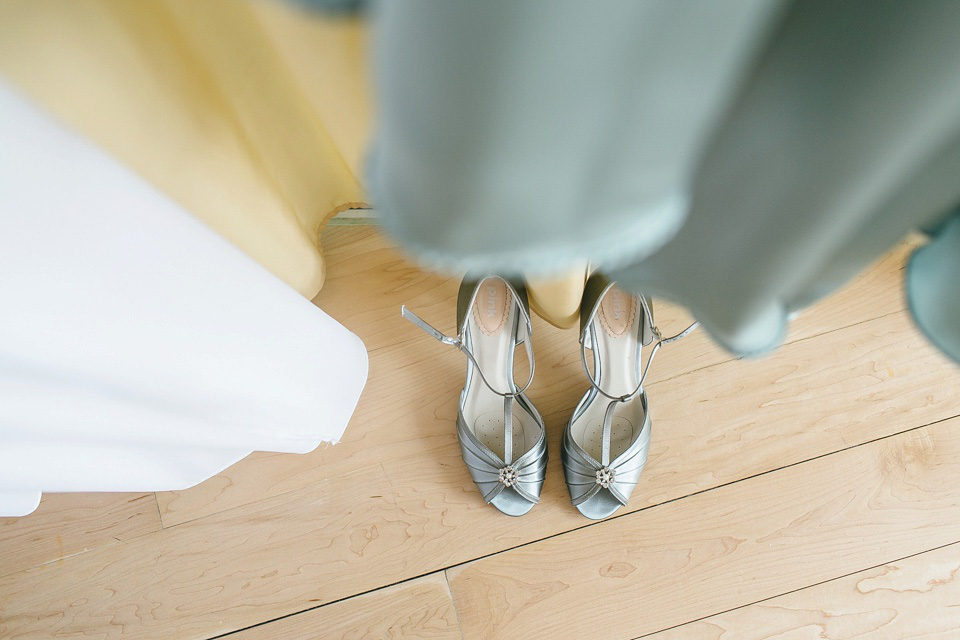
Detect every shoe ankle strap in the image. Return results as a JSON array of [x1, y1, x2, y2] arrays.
[[401, 306, 536, 400], [579, 293, 697, 403], [403, 305, 535, 466]]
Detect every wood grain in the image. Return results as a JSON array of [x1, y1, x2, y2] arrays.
[[162, 304, 960, 572], [2, 310, 956, 639], [227, 572, 461, 640], [156, 228, 920, 526], [646, 541, 960, 639], [1, 228, 952, 640], [0, 492, 159, 578], [0, 464, 399, 639], [446, 417, 960, 640]]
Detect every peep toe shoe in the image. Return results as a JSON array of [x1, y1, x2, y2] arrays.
[[562, 274, 657, 520], [403, 276, 547, 516]]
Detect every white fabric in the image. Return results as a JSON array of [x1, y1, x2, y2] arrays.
[[0, 80, 368, 516]]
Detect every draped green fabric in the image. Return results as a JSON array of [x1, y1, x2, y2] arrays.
[[909, 212, 960, 363], [369, 0, 960, 361]]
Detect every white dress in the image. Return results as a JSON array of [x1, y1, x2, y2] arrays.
[[0, 80, 368, 516]]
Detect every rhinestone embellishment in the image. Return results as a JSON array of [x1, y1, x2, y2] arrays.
[[498, 465, 519, 487], [595, 467, 616, 488]]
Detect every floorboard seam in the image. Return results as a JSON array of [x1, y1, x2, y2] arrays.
[[204, 569, 451, 640], [153, 492, 166, 529], [630, 538, 960, 639], [169, 307, 913, 532], [202, 412, 960, 639], [443, 569, 467, 640], [646, 308, 906, 388]]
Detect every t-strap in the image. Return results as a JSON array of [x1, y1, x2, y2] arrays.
[[401, 305, 535, 465], [580, 294, 699, 466]]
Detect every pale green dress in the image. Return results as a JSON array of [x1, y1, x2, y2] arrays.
[[367, 0, 960, 362]]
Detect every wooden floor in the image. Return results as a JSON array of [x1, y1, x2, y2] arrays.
[[2, 227, 960, 639]]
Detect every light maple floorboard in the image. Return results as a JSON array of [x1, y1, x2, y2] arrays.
[[0, 492, 160, 578], [646, 541, 960, 640], [156, 230, 916, 526], [228, 573, 461, 640], [0, 463, 399, 640], [446, 417, 960, 640], [0, 227, 957, 640]]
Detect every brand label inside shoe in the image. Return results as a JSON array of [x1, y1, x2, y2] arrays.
[[599, 287, 636, 338], [474, 279, 509, 336]]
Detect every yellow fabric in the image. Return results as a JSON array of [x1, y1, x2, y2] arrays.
[[251, 1, 373, 181], [525, 263, 589, 330], [0, 0, 585, 323], [0, 0, 368, 298]]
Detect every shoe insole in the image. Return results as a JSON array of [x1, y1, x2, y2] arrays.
[[571, 285, 646, 464], [461, 278, 535, 463]]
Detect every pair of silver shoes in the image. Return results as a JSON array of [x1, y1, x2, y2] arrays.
[[403, 274, 681, 519]]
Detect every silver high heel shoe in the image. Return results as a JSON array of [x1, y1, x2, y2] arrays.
[[562, 274, 696, 519], [403, 276, 547, 516]]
